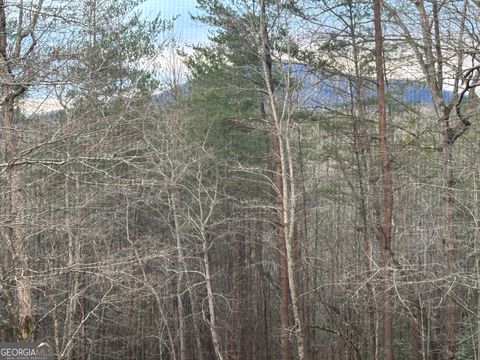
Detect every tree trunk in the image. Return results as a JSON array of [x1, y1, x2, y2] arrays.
[[260, 89, 290, 360], [259, 1, 306, 358], [259, 2, 291, 357], [2, 87, 32, 342], [202, 230, 224, 360], [0, 0, 45, 342], [62, 173, 82, 360], [283, 138, 307, 360], [348, 6, 378, 356], [373, 1, 394, 360], [442, 141, 459, 360], [271, 116, 291, 360], [230, 230, 247, 360], [171, 190, 188, 360]]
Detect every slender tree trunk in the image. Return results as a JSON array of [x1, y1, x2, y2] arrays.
[[189, 287, 205, 360], [271, 116, 291, 360], [194, 175, 223, 360], [261, 96, 290, 360], [201, 228, 224, 360], [352, 94, 378, 360], [283, 138, 307, 360], [171, 190, 188, 360], [410, 300, 423, 360], [296, 127, 310, 357], [62, 173, 82, 360], [230, 230, 247, 360], [348, 7, 378, 355], [373, 1, 394, 360], [474, 171, 480, 360], [254, 220, 270, 360], [442, 141, 459, 360]]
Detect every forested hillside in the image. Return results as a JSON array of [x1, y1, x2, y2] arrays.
[[1, 0, 480, 359]]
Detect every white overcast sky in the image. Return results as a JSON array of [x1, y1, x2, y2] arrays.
[[140, 0, 211, 44]]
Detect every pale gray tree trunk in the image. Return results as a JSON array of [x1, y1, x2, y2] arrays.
[[259, 1, 307, 359]]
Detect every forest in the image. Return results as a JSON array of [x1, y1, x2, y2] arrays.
[[1, 0, 480, 359]]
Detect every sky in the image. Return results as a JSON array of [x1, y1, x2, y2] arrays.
[[26, 0, 211, 113], [140, 0, 211, 44]]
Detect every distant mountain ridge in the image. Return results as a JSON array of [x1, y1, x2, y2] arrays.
[[288, 63, 452, 108], [155, 63, 452, 108]]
